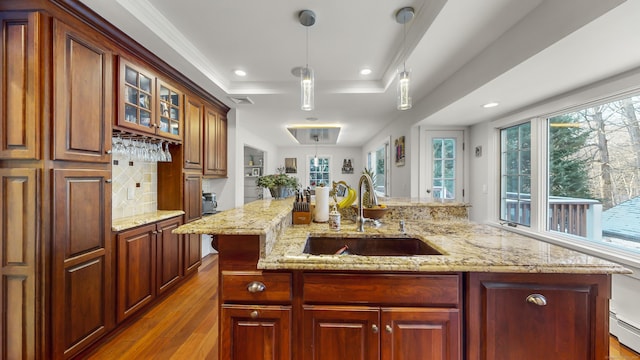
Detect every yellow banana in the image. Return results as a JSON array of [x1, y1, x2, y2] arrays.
[[338, 187, 357, 209]]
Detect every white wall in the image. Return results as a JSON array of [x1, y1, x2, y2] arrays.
[[277, 146, 362, 190], [362, 119, 415, 197], [468, 122, 492, 222]]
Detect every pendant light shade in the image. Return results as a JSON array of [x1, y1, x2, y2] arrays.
[[397, 69, 411, 110], [396, 7, 414, 111], [299, 10, 316, 111], [301, 67, 314, 111]]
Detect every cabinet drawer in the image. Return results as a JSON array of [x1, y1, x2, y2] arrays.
[[222, 271, 292, 303], [303, 273, 460, 306]]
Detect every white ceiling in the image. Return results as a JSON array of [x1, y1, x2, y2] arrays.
[[79, 0, 640, 146]]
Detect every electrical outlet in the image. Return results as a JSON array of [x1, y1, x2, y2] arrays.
[[127, 186, 135, 200]]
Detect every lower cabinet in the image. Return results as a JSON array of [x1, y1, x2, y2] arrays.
[[466, 272, 611, 360], [221, 304, 291, 360], [303, 305, 460, 360], [184, 233, 202, 276], [116, 216, 184, 323]]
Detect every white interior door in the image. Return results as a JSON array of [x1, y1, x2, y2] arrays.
[[420, 130, 464, 201]]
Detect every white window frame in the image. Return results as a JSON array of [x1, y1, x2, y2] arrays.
[[366, 137, 391, 197], [306, 154, 331, 189], [487, 80, 640, 267]]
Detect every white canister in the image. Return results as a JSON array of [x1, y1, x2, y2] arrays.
[[329, 206, 341, 230]]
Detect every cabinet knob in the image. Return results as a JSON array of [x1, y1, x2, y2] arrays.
[[247, 281, 266, 293], [372, 324, 379, 334], [105, 179, 112, 183], [250, 310, 259, 319], [186, 160, 192, 164], [385, 325, 393, 333], [106, 149, 112, 154], [526, 293, 547, 306]]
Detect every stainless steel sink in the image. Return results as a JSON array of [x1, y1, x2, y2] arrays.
[[303, 236, 442, 256]]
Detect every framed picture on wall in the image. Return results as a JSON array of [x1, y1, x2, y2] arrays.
[[341, 158, 354, 174], [395, 136, 406, 166], [285, 157, 297, 173]]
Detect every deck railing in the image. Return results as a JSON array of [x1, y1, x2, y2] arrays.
[[504, 194, 601, 239]]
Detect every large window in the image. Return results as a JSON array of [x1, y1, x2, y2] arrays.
[[309, 157, 330, 188], [498, 93, 640, 254]]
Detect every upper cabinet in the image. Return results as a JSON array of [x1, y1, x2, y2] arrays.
[[204, 105, 227, 177], [156, 79, 183, 141], [116, 57, 183, 142], [0, 12, 40, 160], [53, 19, 113, 163], [184, 94, 204, 170]]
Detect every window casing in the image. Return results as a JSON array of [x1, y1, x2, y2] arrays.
[[497, 91, 640, 256], [309, 156, 330, 188]]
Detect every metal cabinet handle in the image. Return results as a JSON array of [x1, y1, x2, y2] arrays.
[[106, 149, 112, 154], [250, 310, 259, 319], [372, 324, 379, 333], [247, 281, 266, 293], [526, 293, 547, 306], [185, 160, 192, 164], [385, 325, 392, 333], [105, 179, 112, 183]]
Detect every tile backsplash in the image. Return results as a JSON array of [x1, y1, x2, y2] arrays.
[[112, 154, 157, 219]]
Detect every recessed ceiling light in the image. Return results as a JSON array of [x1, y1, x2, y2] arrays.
[[483, 102, 499, 108], [360, 68, 372, 75], [234, 69, 247, 77]]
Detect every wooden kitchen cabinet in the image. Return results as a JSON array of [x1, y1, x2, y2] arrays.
[[183, 173, 202, 223], [303, 273, 461, 360], [221, 304, 292, 360], [184, 233, 202, 276], [52, 169, 113, 359], [156, 217, 184, 295], [53, 18, 113, 163], [116, 57, 156, 136], [184, 95, 204, 170], [204, 105, 227, 177], [116, 223, 156, 323], [0, 11, 40, 160], [0, 168, 38, 359], [156, 78, 183, 141], [116, 216, 185, 322], [466, 272, 611, 360]]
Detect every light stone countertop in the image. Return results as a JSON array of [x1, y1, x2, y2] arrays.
[[112, 210, 185, 232], [173, 199, 630, 274]]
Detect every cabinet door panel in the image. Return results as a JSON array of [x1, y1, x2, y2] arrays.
[[0, 12, 39, 159], [184, 96, 203, 170], [381, 307, 460, 360], [52, 169, 112, 358], [466, 273, 610, 360], [221, 305, 291, 360], [183, 173, 202, 222], [303, 305, 378, 360], [157, 217, 183, 295], [116, 224, 156, 323], [53, 19, 112, 163], [0, 168, 37, 359], [184, 233, 202, 276]]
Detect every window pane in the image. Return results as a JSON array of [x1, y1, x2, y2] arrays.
[[500, 123, 531, 226], [444, 139, 455, 158], [309, 157, 330, 188], [432, 137, 458, 200], [547, 95, 640, 253]]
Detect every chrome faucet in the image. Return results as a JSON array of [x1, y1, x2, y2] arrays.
[[357, 173, 379, 232]]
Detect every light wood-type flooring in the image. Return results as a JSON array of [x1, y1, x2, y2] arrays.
[[86, 254, 639, 359]]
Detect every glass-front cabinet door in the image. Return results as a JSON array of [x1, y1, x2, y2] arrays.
[[156, 79, 182, 141], [118, 58, 155, 134]]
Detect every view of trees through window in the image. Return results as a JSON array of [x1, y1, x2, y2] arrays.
[[548, 94, 640, 252]]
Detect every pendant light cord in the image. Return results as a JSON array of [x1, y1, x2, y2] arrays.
[[402, 15, 407, 72], [306, 27, 309, 68]]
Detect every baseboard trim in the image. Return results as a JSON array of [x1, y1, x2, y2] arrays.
[[611, 311, 640, 353]]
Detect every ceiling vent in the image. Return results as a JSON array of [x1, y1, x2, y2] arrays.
[[286, 126, 341, 144], [228, 96, 254, 105]]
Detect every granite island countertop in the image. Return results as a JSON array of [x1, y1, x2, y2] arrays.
[[173, 199, 630, 274]]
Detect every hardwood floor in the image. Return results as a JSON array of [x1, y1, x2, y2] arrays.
[[86, 253, 638, 359]]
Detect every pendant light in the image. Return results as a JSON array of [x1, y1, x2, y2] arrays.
[[313, 135, 319, 167], [299, 10, 316, 111], [396, 7, 414, 111]]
